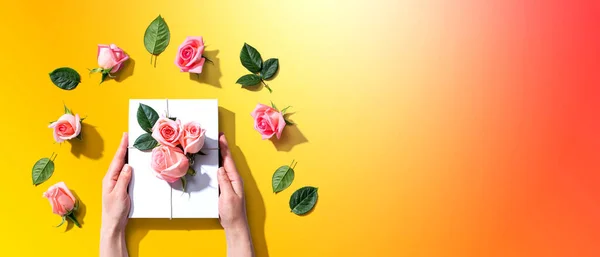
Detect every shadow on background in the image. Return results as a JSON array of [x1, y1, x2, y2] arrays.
[[126, 107, 269, 257], [127, 218, 222, 256], [70, 123, 104, 159], [64, 190, 86, 232], [190, 50, 222, 88], [271, 122, 308, 152], [219, 107, 269, 257], [116, 57, 135, 82]]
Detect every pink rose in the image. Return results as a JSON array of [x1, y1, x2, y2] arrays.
[[97, 44, 129, 73], [43, 182, 76, 216], [251, 104, 286, 139], [48, 114, 81, 143], [152, 117, 183, 147], [151, 146, 190, 183], [179, 121, 206, 154], [175, 36, 206, 74]]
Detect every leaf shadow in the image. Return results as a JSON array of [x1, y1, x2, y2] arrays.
[[69, 123, 104, 159], [241, 82, 264, 92], [116, 57, 135, 82], [170, 172, 211, 193], [270, 124, 308, 152], [64, 190, 87, 232], [189, 49, 222, 88], [219, 107, 270, 257]]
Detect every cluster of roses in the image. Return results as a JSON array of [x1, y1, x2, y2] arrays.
[[39, 36, 210, 227], [149, 117, 206, 183]]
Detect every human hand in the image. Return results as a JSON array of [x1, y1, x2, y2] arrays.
[[101, 132, 132, 233], [218, 133, 254, 257], [218, 133, 248, 231]]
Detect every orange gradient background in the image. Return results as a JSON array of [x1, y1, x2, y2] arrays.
[[0, 0, 599, 256]]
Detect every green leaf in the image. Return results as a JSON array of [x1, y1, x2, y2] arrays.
[[240, 43, 262, 73], [64, 104, 72, 115], [236, 74, 261, 87], [56, 216, 66, 228], [101, 72, 109, 83], [272, 161, 296, 193], [285, 119, 295, 126], [144, 15, 170, 55], [76, 132, 83, 140], [181, 176, 187, 193], [261, 58, 279, 80], [289, 186, 318, 215], [281, 106, 291, 114], [49, 67, 80, 90], [168, 117, 177, 121], [32, 157, 55, 186], [134, 133, 158, 151], [66, 213, 81, 228], [270, 101, 278, 111], [88, 67, 102, 73], [187, 167, 196, 176], [137, 103, 159, 133]]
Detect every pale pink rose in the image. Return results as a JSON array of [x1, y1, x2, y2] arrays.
[[179, 121, 206, 154], [251, 104, 286, 139], [97, 44, 129, 73], [152, 117, 183, 147], [48, 114, 81, 143], [175, 36, 206, 74], [43, 182, 76, 216], [151, 146, 190, 183]]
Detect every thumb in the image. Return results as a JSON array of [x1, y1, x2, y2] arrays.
[[115, 164, 132, 194], [218, 167, 234, 196]]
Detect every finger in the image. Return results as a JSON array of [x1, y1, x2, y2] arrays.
[[217, 167, 234, 195], [105, 132, 129, 183], [219, 134, 243, 196], [115, 164, 133, 195]]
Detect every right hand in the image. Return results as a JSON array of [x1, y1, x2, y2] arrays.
[[101, 132, 132, 233], [217, 133, 248, 231]]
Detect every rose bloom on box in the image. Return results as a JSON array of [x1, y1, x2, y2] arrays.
[[150, 117, 206, 184]]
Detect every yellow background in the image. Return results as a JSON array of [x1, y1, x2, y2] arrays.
[[0, 1, 406, 256], [7, 0, 598, 257]]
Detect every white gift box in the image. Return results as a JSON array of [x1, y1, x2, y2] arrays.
[[127, 99, 219, 218]]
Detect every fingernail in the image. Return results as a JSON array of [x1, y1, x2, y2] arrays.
[[218, 167, 224, 175], [219, 132, 224, 136], [123, 164, 131, 173]]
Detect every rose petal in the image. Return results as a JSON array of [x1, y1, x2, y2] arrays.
[[187, 58, 205, 74], [251, 103, 271, 118], [187, 45, 205, 67]]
